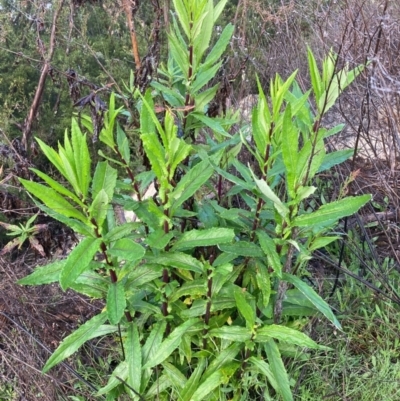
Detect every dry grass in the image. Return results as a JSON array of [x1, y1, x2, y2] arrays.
[[0, 251, 104, 401]]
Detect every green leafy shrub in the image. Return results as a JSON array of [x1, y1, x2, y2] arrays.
[[17, 0, 369, 399]]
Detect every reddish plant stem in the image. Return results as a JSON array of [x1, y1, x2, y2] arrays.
[[91, 218, 133, 319]]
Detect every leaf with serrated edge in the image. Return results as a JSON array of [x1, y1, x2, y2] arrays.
[[107, 281, 126, 325], [264, 339, 293, 401], [255, 324, 327, 349], [43, 313, 113, 372], [125, 323, 141, 394], [283, 273, 341, 329], [142, 318, 199, 369], [173, 228, 234, 251], [18, 260, 66, 285], [293, 195, 371, 228], [60, 237, 102, 290]]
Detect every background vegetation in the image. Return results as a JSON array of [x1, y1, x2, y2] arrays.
[[1, 0, 400, 400]]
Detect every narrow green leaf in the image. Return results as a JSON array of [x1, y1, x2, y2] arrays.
[[108, 238, 145, 262], [208, 326, 252, 342], [219, 242, 263, 257], [293, 195, 371, 228], [318, 149, 353, 173], [169, 280, 207, 302], [234, 286, 255, 328], [162, 361, 187, 390], [309, 236, 340, 252], [141, 132, 167, 182], [35, 137, 66, 179], [170, 160, 214, 215], [257, 231, 282, 278], [255, 324, 325, 349], [60, 237, 102, 290], [192, 61, 222, 93], [253, 176, 289, 218], [88, 189, 109, 228], [30, 168, 84, 207], [248, 357, 278, 391], [282, 273, 341, 329], [142, 318, 199, 369], [281, 104, 298, 198], [34, 204, 94, 237], [172, 0, 190, 38], [142, 321, 167, 366], [125, 322, 141, 395], [172, 228, 235, 251], [107, 281, 126, 325], [191, 362, 240, 401], [255, 262, 271, 307], [92, 161, 117, 201], [264, 339, 293, 401], [104, 222, 138, 242], [117, 124, 130, 164], [43, 312, 109, 372], [203, 23, 234, 68], [180, 358, 207, 401], [18, 260, 66, 285], [19, 179, 87, 222], [71, 118, 91, 198], [307, 47, 322, 107]]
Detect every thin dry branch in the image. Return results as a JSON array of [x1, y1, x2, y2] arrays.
[[21, 0, 66, 154]]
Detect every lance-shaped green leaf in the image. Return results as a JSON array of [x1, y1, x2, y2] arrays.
[[107, 238, 145, 262], [190, 362, 240, 401], [170, 159, 214, 215], [142, 318, 200, 369], [203, 23, 234, 68], [264, 339, 293, 401], [18, 260, 66, 286], [142, 321, 167, 366], [282, 273, 341, 329], [71, 118, 91, 198], [148, 252, 204, 274], [117, 124, 130, 164], [34, 203, 94, 237], [172, 228, 234, 251], [180, 358, 207, 401], [30, 168, 85, 207], [162, 361, 187, 390], [255, 324, 326, 349], [318, 149, 353, 173], [173, 0, 190, 38], [141, 132, 167, 182], [60, 237, 102, 290], [281, 104, 298, 198], [88, 189, 109, 228], [43, 312, 112, 372], [192, 61, 223, 93], [91, 161, 117, 201], [233, 286, 255, 328], [35, 137, 67, 179], [248, 357, 277, 392], [307, 47, 322, 106], [293, 195, 371, 228], [255, 262, 271, 308], [208, 326, 252, 342], [19, 179, 87, 222], [107, 280, 126, 325], [219, 242, 264, 258], [253, 175, 289, 218], [257, 231, 282, 278], [125, 323, 141, 395]]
